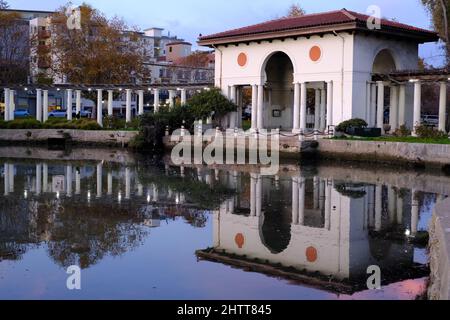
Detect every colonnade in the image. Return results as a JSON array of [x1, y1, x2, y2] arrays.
[[367, 80, 448, 136], [228, 81, 333, 133], [2, 87, 192, 127]]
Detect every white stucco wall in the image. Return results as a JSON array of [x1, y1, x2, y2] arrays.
[[215, 32, 420, 128]]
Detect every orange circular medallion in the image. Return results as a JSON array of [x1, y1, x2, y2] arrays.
[[306, 246, 318, 263], [235, 233, 245, 249], [237, 53, 247, 67], [309, 46, 322, 62]]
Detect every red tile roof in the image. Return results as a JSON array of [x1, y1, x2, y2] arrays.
[[198, 9, 438, 45]]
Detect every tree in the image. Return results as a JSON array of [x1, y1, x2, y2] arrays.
[[45, 4, 149, 84], [0, 11, 30, 84], [421, 0, 450, 65], [0, 0, 9, 9], [187, 87, 237, 121], [286, 3, 306, 18]]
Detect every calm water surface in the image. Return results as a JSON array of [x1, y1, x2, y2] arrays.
[[0, 147, 447, 300]]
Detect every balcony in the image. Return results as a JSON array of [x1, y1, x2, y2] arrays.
[[37, 30, 51, 39], [38, 58, 51, 69], [37, 44, 51, 55]]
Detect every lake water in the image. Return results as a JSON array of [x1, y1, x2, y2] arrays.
[[0, 147, 447, 300]]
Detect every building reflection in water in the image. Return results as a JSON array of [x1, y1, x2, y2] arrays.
[[0, 159, 443, 295], [200, 172, 436, 294]]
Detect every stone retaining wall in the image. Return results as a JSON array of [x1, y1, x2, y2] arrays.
[[318, 139, 450, 168], [0, 129, 138, 147], [429, 198, 450, 300]]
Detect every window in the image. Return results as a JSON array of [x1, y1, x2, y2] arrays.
[[169, 47, 173, 53]]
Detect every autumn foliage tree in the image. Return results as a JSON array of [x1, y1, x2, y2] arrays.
[[47, 4, 149, 84], [422, 0, 450, 65], [0, 10, 30, 84], [286, 3, 306, 18]]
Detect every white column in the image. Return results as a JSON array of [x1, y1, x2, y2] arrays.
[[366, 82, 371, 125], [8, 164, 13, 193], [370, 83, 377, 127], [67, 89, 73, 121], [107, 90, 114, 116], [251, 84, 258, 131], [181, 88, 187, 105], [153, 88, 160, 113], [35, 164, 41, 196], [413, 80, 422, 136], [138, 90, 144, 116], [326, 81, 333, 129], [314, 89, 320, 130], [257, 84, 264, 130], [75, 169, 81, 195], [75, 90, 82, 115], [229, 85, 237, 129], [43, 163, 48, 193], [411, 190, 419, 236], [256, 176, 262, 217], [439, 81, 447, 132], [4, 89, 10, 121], [169, 90, 176, 108], [398, 84, 406, 127], [9, 90, 15, 121], [36, 89, 42, 122], [96, 163, 102, 198], [126, 89, 132, 123], [292, 83, 300, 133], [107, 171, 113, 196], [125, 168, 131, 200], [313, 177, 320, 209], [375, 185, 382, 232], [324, 180, 332, 231], [397, 195, 404, 225], [377, 81, 385, 133], [66, 165, 72, 197], [292, 177, 299, 224], [388, 187, 397, 224], [320, 88, 326, 131], [300, 82, 307, 132], [250, 174, 257, 217], [3, 163, 9, 196], [43, 90, 49, 122], [96, 89, 103, 126], [390, 86, 399, 132], [298, 177, 305, 226]]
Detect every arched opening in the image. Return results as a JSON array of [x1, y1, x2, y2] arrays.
[[262, 52, 295, 130], [372, 49, 397, 74], [259, 179, 292, 254], [371, 49, 398, 131]]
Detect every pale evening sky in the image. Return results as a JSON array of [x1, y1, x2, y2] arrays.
[[6, 0, 444, 66]]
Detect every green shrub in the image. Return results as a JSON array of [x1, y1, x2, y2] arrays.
[[393, 125, 411, 137], [415, 125, 448, 139], [103, 116, 126, 130], [6, 119, 43, 129], [336, 119, 368, 133]]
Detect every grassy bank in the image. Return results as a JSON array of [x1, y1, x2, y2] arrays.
[[332, 136, 450, 145], [0, 117, 139, 131]]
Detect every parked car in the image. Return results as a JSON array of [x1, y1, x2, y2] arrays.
[[73, 110, 92, 118], [48, 110, 68, 118], [14, 109, 31, 118], [422, 115, 439, 127]]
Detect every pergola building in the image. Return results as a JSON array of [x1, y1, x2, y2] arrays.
[[199, 9, 439, 134]]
